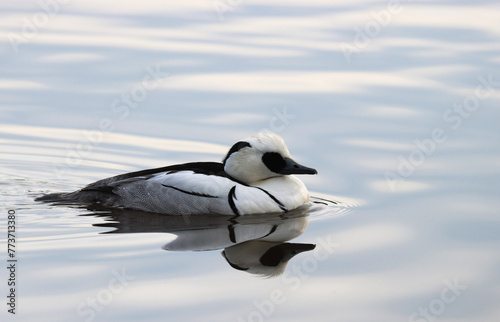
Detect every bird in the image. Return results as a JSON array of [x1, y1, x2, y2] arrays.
[[36, 131, 318, 215]]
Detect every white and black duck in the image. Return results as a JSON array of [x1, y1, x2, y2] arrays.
[[36, 131, 318, 215]]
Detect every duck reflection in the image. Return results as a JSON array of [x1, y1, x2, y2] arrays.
[[88, 204, 319, 277]]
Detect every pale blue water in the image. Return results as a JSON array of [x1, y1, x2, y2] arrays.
[[1, 1, 500, 321]]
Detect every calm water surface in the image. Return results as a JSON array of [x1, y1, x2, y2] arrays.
[[1, 1, 499, 322]]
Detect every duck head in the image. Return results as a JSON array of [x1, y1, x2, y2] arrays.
[[223, 131, 317, 184]]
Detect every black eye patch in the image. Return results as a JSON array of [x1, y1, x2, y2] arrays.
[[262, 152, 286, 173], [259, 244, 285, 267]]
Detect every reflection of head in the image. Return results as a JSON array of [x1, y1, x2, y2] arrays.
[[222, 241, 315, 278]]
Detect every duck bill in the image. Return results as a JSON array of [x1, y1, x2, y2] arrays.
[[280, 158, 318, 175], [281, 243, 317, 262]]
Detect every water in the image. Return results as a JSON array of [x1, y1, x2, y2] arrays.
[[1, 1, 500, 321]]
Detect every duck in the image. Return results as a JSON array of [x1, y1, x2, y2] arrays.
[[36, 131, 318, 215]]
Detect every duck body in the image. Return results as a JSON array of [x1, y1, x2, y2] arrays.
[[36, 131, 317, 215]]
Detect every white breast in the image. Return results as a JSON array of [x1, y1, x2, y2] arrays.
[[235, 176, 310, 215]]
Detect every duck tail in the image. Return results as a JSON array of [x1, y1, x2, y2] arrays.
[[35, 186, 117, 204], [35, 192, 76, 202]]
